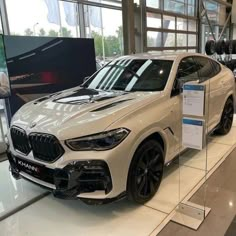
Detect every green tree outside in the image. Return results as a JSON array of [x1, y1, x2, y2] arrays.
[[48, 30, 59, 37], [61, 27, 72, 37], [22, 25, 124, 58], [24, 28, 34, 36], [0, 36, 7, 73], [91, 26, 123, 58], [38, 28, 46, 36]]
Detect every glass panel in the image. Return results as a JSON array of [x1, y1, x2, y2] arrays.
[[188, 34, 197, 47], [177, 33, 187, 47], [164, 0, 185, 15], [6, 0, 79, 37], [163, 15, 175, 30], [147, 31, 162, 47], [188, 0, 195, 5], [205, 1, 218, 24], [177, 18, 187, 31], [146, 0, 160, 9], [0, 15, 2, 34], [85, 59, 173, 92], [188, 6, 195, 16], [147, 12, 161, 28], [219, 5, 226, 26], [6, 0, 60, 36], [84, 5, 123, 61], [163, 32, 175, 47], [188, 19, 197, 32], [59, 1, 80, 38], [188, 49, 196, 52]]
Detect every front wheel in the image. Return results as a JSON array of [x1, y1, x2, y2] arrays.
[[127, 139, 164, 204], [215, 98, 234, 135]]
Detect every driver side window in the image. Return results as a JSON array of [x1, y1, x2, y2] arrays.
[[172, 57, 200, 96], [177, 57, 199, 83]]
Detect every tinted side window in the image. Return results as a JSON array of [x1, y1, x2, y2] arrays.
[[194, 57, 216, 82], [211, 60, 221, 75], [177, 57, 199, 83]]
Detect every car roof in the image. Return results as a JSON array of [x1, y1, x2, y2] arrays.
[[116, 52, 207, 61]]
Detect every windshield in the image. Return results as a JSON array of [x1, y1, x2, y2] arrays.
[[83, 59, 173, 92]]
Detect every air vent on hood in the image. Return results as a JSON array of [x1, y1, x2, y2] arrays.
[[34, 92, 62, 104], [91, 99, 133, 112]]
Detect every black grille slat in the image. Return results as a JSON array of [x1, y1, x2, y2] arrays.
[[10, 126, 64, 163], [11, 127, 31, 155], [29, 133, 64, 163]]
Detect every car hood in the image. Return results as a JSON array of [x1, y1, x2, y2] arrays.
[[11, 87, 162, 140]]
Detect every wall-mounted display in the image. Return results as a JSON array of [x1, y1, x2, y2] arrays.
[[4, 35, 96, 116], [0, 35, 10, 98]]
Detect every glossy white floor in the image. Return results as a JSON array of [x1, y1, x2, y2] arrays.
[[0, 161, 47, 221], [0, 121, 236, 236]]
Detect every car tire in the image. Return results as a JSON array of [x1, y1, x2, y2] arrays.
[[225, 40, 233, 54], [215, 40, 226, 55], [127, 139, 164, 204], [215, 98, 234, 135], [205, 40, 216, 55]]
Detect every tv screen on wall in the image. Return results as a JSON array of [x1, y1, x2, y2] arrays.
[[4, 35, 96, 116]]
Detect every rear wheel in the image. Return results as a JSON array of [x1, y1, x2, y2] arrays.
[[215, 98, 234, 135], [127, 139, 164, 204]]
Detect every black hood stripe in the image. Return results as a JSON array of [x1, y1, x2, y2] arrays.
[[91, 99, 133, 112]]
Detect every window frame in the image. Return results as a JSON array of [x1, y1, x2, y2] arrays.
[[171, 56, 200, 96], [193, 56, 221, 82]]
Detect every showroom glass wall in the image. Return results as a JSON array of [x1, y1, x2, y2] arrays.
[[200, 0, 229, 54], [5, 0, 123, 63], [144, 0, 198, 52]]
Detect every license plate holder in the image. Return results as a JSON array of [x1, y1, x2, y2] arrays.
[[14, 156, 45, 179]]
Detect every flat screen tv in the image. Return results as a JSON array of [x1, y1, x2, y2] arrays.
[[4, 35, 96, 116]]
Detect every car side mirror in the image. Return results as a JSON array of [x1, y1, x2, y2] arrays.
[[172, 79, 184, 96]]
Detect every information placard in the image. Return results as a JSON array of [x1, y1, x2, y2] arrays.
[[183, 84, 205, 117], [182, 118, 204, 150]]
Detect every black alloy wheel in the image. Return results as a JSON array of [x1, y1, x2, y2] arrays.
[[127, 140, 164, 204], [215, 98, 234, 135]]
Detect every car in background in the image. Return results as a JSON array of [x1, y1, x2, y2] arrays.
[[7, 53, 235, 204]]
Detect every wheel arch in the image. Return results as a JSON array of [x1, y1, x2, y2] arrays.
[[126, 130, 166, 195], [136, 132, 165, 156], [127, 130, 167, 179]]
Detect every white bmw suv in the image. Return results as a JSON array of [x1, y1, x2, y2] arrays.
[[7, 53, 235, 204]]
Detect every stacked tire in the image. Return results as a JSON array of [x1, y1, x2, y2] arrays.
[[205, 39, 234, 55]]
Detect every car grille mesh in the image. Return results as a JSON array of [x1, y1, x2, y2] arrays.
[[10, 127, 64, 163], [10, 127, 31, 155]]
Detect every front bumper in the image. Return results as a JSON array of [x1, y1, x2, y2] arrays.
[[7, 151, 125, 204]]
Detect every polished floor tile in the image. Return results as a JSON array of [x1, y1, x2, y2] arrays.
[[159, 148, 236, 236], [0, 196, 167, 236], [210, 126, 236, 146], [0, 161, 47, 219], [179, 142, 231, 171], [145, 164, 205, 214]]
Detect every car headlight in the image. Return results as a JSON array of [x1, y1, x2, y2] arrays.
[[65, 128, 130, 151]]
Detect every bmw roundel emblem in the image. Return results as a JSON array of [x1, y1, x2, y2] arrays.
[[30, 122, 37, 128]]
